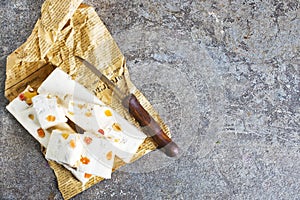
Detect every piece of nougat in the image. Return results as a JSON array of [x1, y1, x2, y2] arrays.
[[45, 130, 83, 167], [32, 94, 68, 129], [37, 68, 104, 106], [46, 131, 115, 178], [6, 87, 50, 148], [66, 100, 146, 163], [76, 132, 115, 179], [38, 68, 147, 163]]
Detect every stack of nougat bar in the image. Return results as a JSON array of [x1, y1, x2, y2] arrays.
[[6, 68, 146, 184]]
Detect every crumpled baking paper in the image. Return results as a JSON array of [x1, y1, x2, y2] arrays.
[[4, 0, 171, 199]]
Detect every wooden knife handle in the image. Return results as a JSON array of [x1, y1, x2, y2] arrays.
[[122, 94, 179, 157]]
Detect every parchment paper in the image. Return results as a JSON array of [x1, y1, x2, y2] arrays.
[[5, 0, 171, 199]]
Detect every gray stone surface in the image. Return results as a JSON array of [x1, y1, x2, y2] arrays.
[[1, 0, 299, 199]]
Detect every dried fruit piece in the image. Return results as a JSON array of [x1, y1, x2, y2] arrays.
[[69, 139, 76, 149], [98, 129, 104, 135], [112, 123, 122, 131], [80, 156, 90, 164], [84, 136, 92, 145], [46, 115, 56, 122], [24, 90, 37, 105], [104, 109, 112, 117], [28, 114, 34, 120], [37, 128, 45, 138], [114, 138, 120, 143], [84, 173, 92, 179], [61, 133, 69, 139], [85, 112, 92, 117], [106, 151, 113, 160], [19, 93, 26, 101], [78, 104, 84, 109]]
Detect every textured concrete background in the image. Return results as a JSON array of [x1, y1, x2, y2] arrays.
[[1, 0, 299, 199]]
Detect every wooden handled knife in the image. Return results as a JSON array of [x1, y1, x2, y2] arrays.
[[76, 56, 180, 157]]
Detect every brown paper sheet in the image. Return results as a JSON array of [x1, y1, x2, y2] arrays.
[[5, 1, 171, 199]]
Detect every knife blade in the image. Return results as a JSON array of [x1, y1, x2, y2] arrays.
[[76, 56, 180, 157]]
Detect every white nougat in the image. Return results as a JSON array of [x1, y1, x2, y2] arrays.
[[6, 87, 51, 148], [7, 104, 51, 148], [8, 95, 30, 112], [32, 95, 68, 129], [66, 100, 112, 133], [39, 68, 147, 163], [76, 132, 116, 178], [66, 100, 146, 163], [37, 68, 104, 106], [45, 131, 115, 179], [45, 130, 83, 168], [7, 68, 148, 184]]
